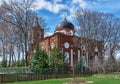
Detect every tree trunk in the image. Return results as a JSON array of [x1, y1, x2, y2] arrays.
[[24, 33, 28, 66]]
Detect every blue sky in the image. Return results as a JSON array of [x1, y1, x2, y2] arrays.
[[33, 0, 120, 33], [0, 0, 120, 32]]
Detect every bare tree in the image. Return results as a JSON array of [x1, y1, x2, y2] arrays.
[[0, 15, 18, 66], [73, 9, 103, 72], [0, 0, 37, 66], [0, 0, 49, 66], [100, 14, 120, 72], [74, 8, 120, 73]]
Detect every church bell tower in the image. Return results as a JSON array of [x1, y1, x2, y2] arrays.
[[29, 16, 44, 55]]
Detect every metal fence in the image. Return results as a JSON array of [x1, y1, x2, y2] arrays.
[[0, 67, 31, 74], [0, 67, 92, 83]]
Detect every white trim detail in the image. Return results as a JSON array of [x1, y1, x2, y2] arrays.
[[71, 49, 73, 67], [78, 50, 80, 61], [86, 52, 88, 67]]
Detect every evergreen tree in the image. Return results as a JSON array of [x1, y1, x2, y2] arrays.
[[30, 46, 48, 73], [49, 47, 64, 69], [0, 56, 7, 67], [16, 59, 25, 67], [76, 57, 83, 70]]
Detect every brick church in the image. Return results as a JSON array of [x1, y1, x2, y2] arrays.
[[29, 17, 102, 68]]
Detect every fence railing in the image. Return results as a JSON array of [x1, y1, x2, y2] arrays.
[[0, 67, 92, 83], [0, 67, 31, 74]]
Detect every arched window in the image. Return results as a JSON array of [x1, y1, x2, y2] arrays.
[[62, 30, 66, 34], [69, 30, 73, 36], [95, 47, 98, 52], [51, 42, 55, 49], [82, 56, 87, 67], [37, 32, 41, 39], [94, 55, 98, 63], [64, 52, 69, 63], [41, 46, 45, 50], [81, 45, 85, 50]]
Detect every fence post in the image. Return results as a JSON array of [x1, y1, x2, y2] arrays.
[[0, 74, 3, 83]]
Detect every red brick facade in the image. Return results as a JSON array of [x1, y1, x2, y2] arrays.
[[29, 18, 102, 68]]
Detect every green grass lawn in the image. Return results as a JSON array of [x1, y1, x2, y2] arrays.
[[5, 73, 120, 84]]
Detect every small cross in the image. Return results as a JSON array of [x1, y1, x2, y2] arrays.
[[35, 16, 39, 26], [63, 9, 67, 21]]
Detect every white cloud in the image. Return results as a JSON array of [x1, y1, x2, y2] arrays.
[[72, 0, 87, 8], [59, 0, 88, 22], [33, 0, 88, 15], [44, 32, 53, 37], [54, 0, 62, 3], [0, 0, 2, 5], [60, 11, 74, 21], [0, 0, 10, 5], [32, 0, 88, 20], [63, 0, 87, 21], [92, 2, 97, 5], [34, 0, 65, 14]]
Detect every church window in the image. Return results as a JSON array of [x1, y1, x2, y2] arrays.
[[64, 42, 70, 49], [94, 55, 98, 63], [62, 30, 66, 34], [95, 47, 98, 52], [69, 30, 73, 36], [51, 42, 55, 49], [38, 32, 41, 39], [81, 45, 85, 50], [41, 45, 45, 50], [82, 56, 87, 67], [64, 52, 69, 63]]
